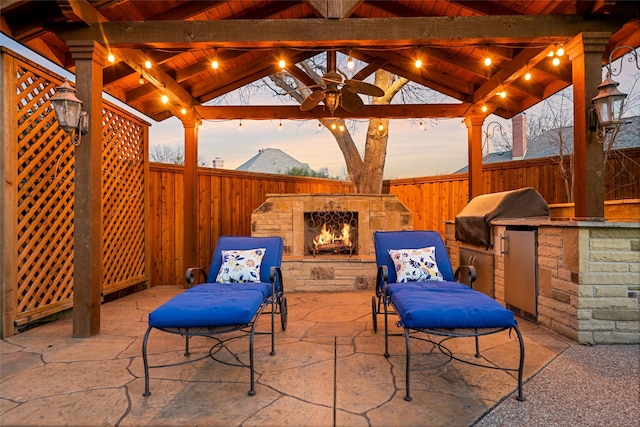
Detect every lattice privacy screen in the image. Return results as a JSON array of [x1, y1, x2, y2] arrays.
[[13, 58, 148, 326]]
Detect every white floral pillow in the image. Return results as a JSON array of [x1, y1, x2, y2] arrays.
[[215, 248, 266, 283], [388, 246, 444, 283]]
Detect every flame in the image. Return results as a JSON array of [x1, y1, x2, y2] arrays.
[[313, 223, 352, 249]]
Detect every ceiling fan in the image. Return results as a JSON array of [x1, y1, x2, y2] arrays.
[[300, 52, 384, 114]]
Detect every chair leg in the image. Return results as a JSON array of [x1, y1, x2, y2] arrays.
[[270, 296, 276, 356], [383, 297, 390, 358], [514, 326, 526, 401], [404, 328, 412, 402], [184, 329, 191, 357], [474, 328, 480, 358], [142, 326, 153, 396], [249, 320, 257, 395]]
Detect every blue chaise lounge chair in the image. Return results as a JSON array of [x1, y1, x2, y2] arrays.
[[142, 235, 286, 396], [372, 230, 525, 402]]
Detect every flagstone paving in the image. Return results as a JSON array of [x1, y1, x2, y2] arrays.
[[1, 287, 572, 426]]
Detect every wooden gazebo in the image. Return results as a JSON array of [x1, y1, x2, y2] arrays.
[[1, 0, 638, 337]]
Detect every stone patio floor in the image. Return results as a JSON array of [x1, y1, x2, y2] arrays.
[[0, 287, 583, 426]]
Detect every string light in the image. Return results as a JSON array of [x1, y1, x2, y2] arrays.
[[331, 122, 337, 130], [415, 47, 423, 68], [483, 48, 492, 66], [499, 90, 507, 98], [378, 123, 384, 131], [552, 57, 560, 67], [138, 70, 144, 85], [161, 94, 169, 104], [481, 104, 488, 113], [180, 108, 187, 115], [347, 52, 354, 70], [279, 58, 286, 69], [212, 49, 219, 69], [556, 44, 565, 57], [524, 62, 532, 81], [338, 124, 345, 131], [144, 60, 152, 69], [107, 52, 115, 63]]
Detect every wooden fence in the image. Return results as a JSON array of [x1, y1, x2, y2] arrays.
[[148, 148, 639, 286]]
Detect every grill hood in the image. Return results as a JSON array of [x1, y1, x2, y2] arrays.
[[455, 187, 549, 247]]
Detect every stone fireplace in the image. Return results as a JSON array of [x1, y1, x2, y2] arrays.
[[251, 194, 412, 291]]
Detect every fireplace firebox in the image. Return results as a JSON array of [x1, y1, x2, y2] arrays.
[[304, 202, 358, 256]]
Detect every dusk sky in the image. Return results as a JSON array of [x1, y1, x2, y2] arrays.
[[3, 35, 636, 180]]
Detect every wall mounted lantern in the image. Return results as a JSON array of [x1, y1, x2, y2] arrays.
[[590, 46, 638, 143], [51, 80, 88, 146]]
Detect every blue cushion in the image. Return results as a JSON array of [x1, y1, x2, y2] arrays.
[[149, 290, 264, 328], [187, 282, 272, 299], [391, 288, 516, 329], [385, 281, 470, 296]]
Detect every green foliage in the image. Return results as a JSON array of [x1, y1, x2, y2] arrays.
[[286, 166, 332, 178]]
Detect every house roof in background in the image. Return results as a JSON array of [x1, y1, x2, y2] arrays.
[[456, 115, 640, 172], [235, 148, 311, 175]]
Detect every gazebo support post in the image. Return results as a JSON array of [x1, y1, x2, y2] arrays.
[[68, 41, 107, 337], [568, 32, 611, 220], [465, 114, 485, 200], [183, 117, 201, 278]]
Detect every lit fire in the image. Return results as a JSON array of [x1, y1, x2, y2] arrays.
[[313, 223, 352, 250]]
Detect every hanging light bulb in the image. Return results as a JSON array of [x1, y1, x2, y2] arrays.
[[525, 68, 532, 80], [347, 53, 355, 70], [278, 120, 283, 130], [107, 52, 115, 63], [180, 108, 187, 115], [279, 58, 286, 69], [556, 44, 565, 57], [481, 104, 488, 113], [212, 49, 219, 69], [484, 48, 492, 66], [378, 123, 384, 131], [238, 120, 243, 130], [418, 120, 424, 130], [144, 60, 152, 69], [161, 94, 169, 104], [331, 122, 337, 130], [552, 57, 560, 67], [138, 70, 144, 85], [338, 124, 345, 131], [499, 90, 507, 98], [415, 58, 423, 68]]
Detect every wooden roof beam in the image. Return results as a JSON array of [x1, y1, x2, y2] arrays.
[[194, 103, 485, 120], [53, 15, 625, 48]]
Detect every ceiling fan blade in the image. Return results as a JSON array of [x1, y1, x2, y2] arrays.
[[341, 90, 365, 113], [321, 70, 343, 86], [300, 90, 326, 111], [344, 79, 385, 97]]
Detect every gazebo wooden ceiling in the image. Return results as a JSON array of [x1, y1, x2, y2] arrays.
[[2, 0, 639, 123]]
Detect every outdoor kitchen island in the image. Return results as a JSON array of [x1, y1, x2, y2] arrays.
[[251, 194, 413, 292], [446, 218, 640, 345]]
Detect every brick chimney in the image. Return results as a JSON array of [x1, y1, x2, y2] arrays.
[[512, 114, 527, 159]]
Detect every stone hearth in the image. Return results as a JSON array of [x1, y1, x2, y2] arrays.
[[251, 194, 412, 291]]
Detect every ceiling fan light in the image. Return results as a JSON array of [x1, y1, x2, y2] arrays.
[[325, 91, 340, 113]]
